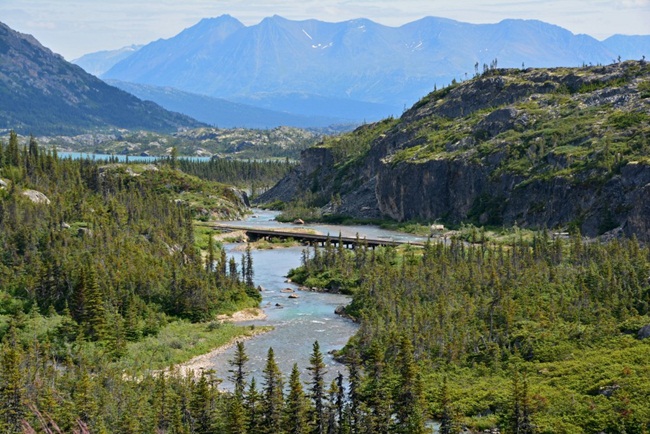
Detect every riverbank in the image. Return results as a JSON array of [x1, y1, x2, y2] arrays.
[[217, 307, 267, 322], [120, 319, 269, 372], [176, 326, 272, 376]]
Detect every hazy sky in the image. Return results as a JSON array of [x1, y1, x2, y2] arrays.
[[1, 0, 648, 60]]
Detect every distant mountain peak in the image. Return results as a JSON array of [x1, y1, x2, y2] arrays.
[[100, 15, 649, 124], [199, 14, 243, 25]]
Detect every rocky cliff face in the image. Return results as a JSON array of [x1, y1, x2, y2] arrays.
[[259, 61, 650, 240]]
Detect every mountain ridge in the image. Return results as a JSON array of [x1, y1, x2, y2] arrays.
[[105, 80, 355, 128], [258, 61, 650, 241], [101, 15, 649, 124], [0, 21, 204, 135]]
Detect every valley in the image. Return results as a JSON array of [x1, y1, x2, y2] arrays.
[[0, 7, 649, 434]]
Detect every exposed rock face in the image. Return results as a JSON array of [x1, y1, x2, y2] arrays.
[[22, 189, 51, 205], [228, 188, 250, 208], [375, 157, 650, 239], [638, 325, 650, 340], [259, 61, 650, 241]]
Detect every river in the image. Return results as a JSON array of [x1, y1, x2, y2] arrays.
[[204, 210, 427, 389]]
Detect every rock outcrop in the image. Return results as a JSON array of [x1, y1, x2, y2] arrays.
[[259, 61, 650, 241], [22, 189, 51, 205], [638, 325, 650, 340]]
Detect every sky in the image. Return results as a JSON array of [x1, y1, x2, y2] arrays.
[[0, 0, 648, 60]]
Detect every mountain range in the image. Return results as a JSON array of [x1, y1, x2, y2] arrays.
[[72, 44, 142, 77], [95, 15, 650, 123], [104, 80, 361, 128], [0, 22, 203, 135]]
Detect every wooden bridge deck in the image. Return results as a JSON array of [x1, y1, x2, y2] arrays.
[[212, 225, 425, 249]]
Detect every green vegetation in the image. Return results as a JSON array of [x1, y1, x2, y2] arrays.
[[178, 157, 294, 198], [388, 64, 650, 186], [37, 126, 322, 160], [289, 233, 650, 432], [0, 132, 271, 431], [120, 321, 267, 371], [318, 117, 399, 166]]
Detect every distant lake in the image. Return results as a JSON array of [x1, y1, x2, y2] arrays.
[[58, 152, 211, 163]]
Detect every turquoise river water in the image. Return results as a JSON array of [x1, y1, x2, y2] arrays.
[[205, 210, 429, 389]]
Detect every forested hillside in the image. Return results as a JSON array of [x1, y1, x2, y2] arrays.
[[0, 132, 264, 431], [289, 233, 650, 432]]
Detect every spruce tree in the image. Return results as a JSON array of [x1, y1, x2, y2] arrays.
[[0, 325, 24, 433], [84, 263, 106, 341], [227, 393, 248, 434], [262, 348, 284, 433], [308, 341, 327, 434], [347, 348, 362, 434], [335, 372, 346, 434], [326, 379, 339, 434], [439, 377, 455, 434], [245, 377, 262, 434], [245, 243, 255, 287], [363, 342, 392, 434], [395, 336, 426, 434], [284, 363, 309, 434], [229, 341, 249, 397], [190, 371, 216, 434]]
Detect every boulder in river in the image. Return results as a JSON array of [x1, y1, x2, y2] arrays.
[[288, 294, 299, 299]]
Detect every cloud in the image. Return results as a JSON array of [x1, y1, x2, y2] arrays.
[[621, 0, 650, 6], [26, 21, 57, 30]]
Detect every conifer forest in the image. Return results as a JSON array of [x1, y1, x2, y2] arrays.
[[0, 131, 649, 434]]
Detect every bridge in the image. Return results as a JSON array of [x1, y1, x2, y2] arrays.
[[212, 225, 425, 249]]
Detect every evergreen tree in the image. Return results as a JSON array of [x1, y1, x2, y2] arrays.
[[325, 379, 339, 434], [227, 393, 248, 434], [84, 263, 106, 341], [284, 363, 310, 434], [509, 371, 534, 434], [394, 336, 426, 434], [335, 372, 346, 434], [207, 234, 215, 273], [6, 131, 19, 167], [229, 341, 249, 397], [245, 377, 263, 434], [347, 348, 362, 434], [262, 348, 284, 433], [190, 371, 216, 434], [0, 325, 24, 433], [439, 377, 455, 434], [245, 243, 255, 287], [363, 343, 392, 434], [308, 341, 327, 434]]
